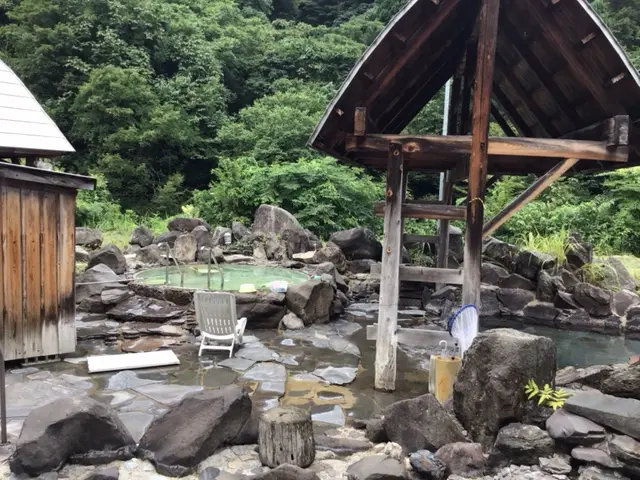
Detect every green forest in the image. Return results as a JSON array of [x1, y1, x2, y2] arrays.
[[1, 0, 640, 255]]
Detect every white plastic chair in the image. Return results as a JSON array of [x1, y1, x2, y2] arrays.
[[194, 291, 247, 357]]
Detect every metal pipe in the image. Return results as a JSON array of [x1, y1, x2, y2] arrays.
[[207, 249, 212, 290], [164, 244, 170, 285], [1, 347, 6, 444]]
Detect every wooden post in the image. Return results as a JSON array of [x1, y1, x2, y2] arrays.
[[375, 141, 404, 392], [462, 0, 501, 308], [258, 407, 315, 468], [483, 158, 579, 236]]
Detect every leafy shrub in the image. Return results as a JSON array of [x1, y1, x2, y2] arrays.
[[193, 156, 383, 238], [525, 379, 572, 411]]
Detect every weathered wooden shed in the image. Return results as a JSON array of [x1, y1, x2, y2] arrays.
[[0, 59, 95, 362], [309, 0, 640, 390]]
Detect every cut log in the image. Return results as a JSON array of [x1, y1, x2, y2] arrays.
[[258, 407, 315, 468]]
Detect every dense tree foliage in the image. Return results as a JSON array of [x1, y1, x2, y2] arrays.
[[2, 0, 640, 250]]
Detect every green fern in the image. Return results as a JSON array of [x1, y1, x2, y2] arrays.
[[524, 379, 573, 411]]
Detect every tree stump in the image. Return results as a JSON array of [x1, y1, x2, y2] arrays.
[[258, 407, 315, 468]]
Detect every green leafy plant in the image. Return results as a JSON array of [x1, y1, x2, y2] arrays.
[[525, 379, 573, 411], [519, 229, 570, 267], [578, 261, 621, 291]]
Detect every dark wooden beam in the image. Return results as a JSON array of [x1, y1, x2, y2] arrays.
[[371, 264, 464, 285], [499, 17, 582, 128], [523, 0, 618, 116], [491, 103, 516, 137], [494, 55, 559, 136], [346, 134, 629, 162], [404, 233, 440, 244], [483, 158, 579, 236], [560, 115, 629, 147], [0, 163, 96, 190], [367, 0, 463, 107], [374, 201, 466, 220], [375, 142, 405, 392], [354, 107, 367, 136], [460, 40, 478, 135], [463, 0, 500, 308], [492, 84, 534, 136]]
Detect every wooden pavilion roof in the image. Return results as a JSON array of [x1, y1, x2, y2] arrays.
[[308, 0, 640, 175]]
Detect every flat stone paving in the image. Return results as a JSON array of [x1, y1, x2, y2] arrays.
[[2, 317, 431, 449]]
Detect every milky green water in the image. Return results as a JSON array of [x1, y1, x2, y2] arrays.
[[135, 264, 309, 291]]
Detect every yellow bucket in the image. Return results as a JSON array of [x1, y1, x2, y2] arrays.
[[429, 355, 462, 403]]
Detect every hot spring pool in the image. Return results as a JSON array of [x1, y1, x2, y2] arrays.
[[134, 264, 309, 291]]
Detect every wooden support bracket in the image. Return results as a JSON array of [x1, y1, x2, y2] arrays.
[[371, 264, 464, 285], [374, 201, 466, 220]]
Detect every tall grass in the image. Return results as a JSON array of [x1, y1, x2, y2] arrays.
[[518, 228, 570, 265]]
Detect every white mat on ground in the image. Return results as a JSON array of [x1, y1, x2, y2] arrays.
[[87, 350, 180, 373]]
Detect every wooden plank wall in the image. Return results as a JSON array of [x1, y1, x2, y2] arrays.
[[0, 180, 76, 361]]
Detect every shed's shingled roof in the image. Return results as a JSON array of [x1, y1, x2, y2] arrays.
[[308, 0, 640, 174], [0, 59, 75, 156]]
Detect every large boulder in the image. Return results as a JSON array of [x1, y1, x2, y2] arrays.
[[545, 408, 606, 445], [498, 273, 536, 291], [566, 233, 593, 271], [167, 217, 210, 233], [381, 393, 467, 454], [232, 221, 250, 242], [453, 329, 557, 450], [600, 363, 640, 400], [515, 250, 555, 280], [138, 385, 251, 476], [173, 234, 197, 263], [10, 397, 134, 476], [497, 288, 535, 312], [346, 455, 406, 480], [76, 264, 125, 312], [87, 244, 127, 274], [613, 290, 640, 316], [564, 391, 640, 441], [211, 226, 232, 246], [409, 450, 446, 480], [75, 246, 91, 263], [481, 262, 509, 286], [191, 225, 213, 249], [136, 244, 161, 265], [313, 247, 347, 274], [482, 237, 518, 270], [487, 423, 555, 469], [107, 296, 185, 322], [236, 292, 287, 329], [435, 442, 486, 478], [285, 279, 334, 326], [76, 227, 103, 249], [252, 204, 304, 235], [154, 231, 181, 247], [572, 283, 613, 317], [602, 256, 637, 292], [130, 226, 154, 247], [281, 229, 313, 257], [329, 227, 382, 261]]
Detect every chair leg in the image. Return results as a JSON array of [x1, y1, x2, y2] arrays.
[[199, 337, 204, 357]]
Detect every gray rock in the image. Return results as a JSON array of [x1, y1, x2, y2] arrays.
[[75, 246, 90, 263], [167, 217, 210, 233], [613, 290, 640, 316], [76, 227, 103, 249], [281, 229, 314, 257], [257, 464, 320, 480], [136, 244, 161, 264], [253, 204, 304, 235], [601, 364, 640, 400], [107, 296, 185, 322], [482, 237, 519, 270], [572, 446, 623, 469], [409, 450, 446, 480], [154, 231, 181, 247], [212, 226, 232, 246], [88, 244, 127, 274], [522, 303, 560, 327], [174, 234, 197, 263], [488, 423, 555, 469], [10, 397, 134, 476], [100, 288, 131, 306], [516, 250, 555, 280], [627, 305, 640, 337], [329, 227, 382, 261], [435, 442, 485, 478], [537, 270, 559, 303], [138, 385, 251, 476], [243, 363, 287, 383], [564, 391, 640, 440], [348, 259, 378, 274], [197, 246, 225, 264], [609, 434, 640, 471], [84, 466, 119, 480], [453, 329, 557, 450], [315, 435, 372, 454], [555, 364, 614, 389], [346, 455, 406, 480], [312, 366, 357, 386], [76, 264, 125, 312], [313, 247, 347, 274], [498, 273, 537, 291], [232, 221, 249, 242], [578, 466, 630, 480], [217, 357, 256, 372], [539, 454, 572, 475], [480, 285, 501, 317], [481, 263, 509, 285], [365, 418, 387, 443], [573, 283, 613, 317], [191, 225, 214, 249], [545, 408, 606, 445], [566, 234, 593, 271], [382, 393, 467, 455], [603, 256, 637, 292], [285, 279, 334, 325], [555, 291, 580, 309], [497, 288, 535, 311], [281, 312, 305, 330], [130, 226, 154, 247], [236, 292, 287, 329]]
